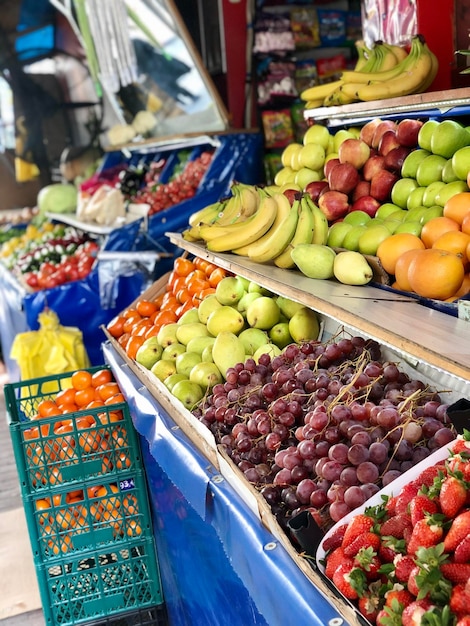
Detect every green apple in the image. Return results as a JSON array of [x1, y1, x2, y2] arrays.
[[175, 351, 202, 377], [420, 205, 444, 223], [442, 159, 459, 183], [430, 119, 470, 158], [246, 296, 281, 330], [383, 219, 402, 233], [151, 359, 177, 382], [288, 307, 320, 343], [407, 187, 427, 210], [327, 221, 353, 247], [135, 336, 163, 370], [387, 209, 408, 221], [422, 181, 446, 207], [417, 119, 440, 151], [164, 373, 188, 392], [298, 144, 326, 171], [294, 167, 321, 189], [451, 146, 470, 180], [401, 149, 431, 178], [189, 362, 223, 389], [198, 294, 224, 324], [238, 327, 269, 355], [342, 225, 368, 251], [206, 306, 245, 336], [435, 180, 469, 207], [358, 224, 391, 255], [215, 276, 246, 305], [326, 136, 335, 155], [343, 210, 371, 226], [303, 124, 331, 150], [404, 206, 428, 222], [269, 322, 293, 349], [375, 203, 403, 220], [157, 323, 180, 347], [415, 155, 447, 187], [171, 380, 204, 410], [391, 177, 419, 208], [281, 142, 303, 168], [162, 342, 187, 361], [394, 221, 423, 236]]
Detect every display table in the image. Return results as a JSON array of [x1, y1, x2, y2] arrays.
[[103, 341, 351, 626]]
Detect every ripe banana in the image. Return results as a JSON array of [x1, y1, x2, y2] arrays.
[[188, 199, 225, 228], [206, 194, 278, 253], [232, 191, 292, 256], [340, 40, 414, 85], [382, 42, 408, 63], [274, 195, 315, 269], [354, 40, 371, 71], [415, 43, 439, 93], [247, 196, 300, 264], [305, 98, 327, 110], [305, 194, 329, 245], [300, 79, 343, 103]]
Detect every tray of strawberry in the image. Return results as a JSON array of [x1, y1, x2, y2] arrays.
[[317, 431, 470, 625]]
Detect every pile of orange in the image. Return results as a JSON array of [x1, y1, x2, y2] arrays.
[[376, 192, 470, 301], [106, 255, 231, 359]]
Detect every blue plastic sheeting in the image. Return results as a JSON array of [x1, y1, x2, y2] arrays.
[[103, 342, 347, 626]]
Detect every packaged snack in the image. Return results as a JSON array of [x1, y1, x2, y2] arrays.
[[261, 109, 294, 149], [253, 11, 295, 54], [316, 54, 347, 83], [290, 7, 321, 49], [317, 9, 347, 47]]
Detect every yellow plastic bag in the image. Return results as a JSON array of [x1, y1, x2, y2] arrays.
[[10, 309, 90, 381]]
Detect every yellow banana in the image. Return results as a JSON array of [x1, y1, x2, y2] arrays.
[[383, 42, 409, 63], [415, 43, 439, 93], [206, 194, 278, 253], [354, 40, 371, 71], [300, 80, 344, 103], [305, 98, 328, 110], [188, 199, 224, 228], [323, 87, 358, 107], [247, 197, 300, 264], [305, 194, 329, 245], [375, 42, 400, 71], [232, 191, 292, 256], [356, 37, 433, 102], [274, 195, 315, 269]]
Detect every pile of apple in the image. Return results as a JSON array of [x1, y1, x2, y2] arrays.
[[134, 276, 321, 409]]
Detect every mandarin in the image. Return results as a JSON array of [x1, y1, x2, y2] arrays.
[[407, 248, 465, 300]]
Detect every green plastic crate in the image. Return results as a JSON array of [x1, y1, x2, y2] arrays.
[[37, 538, 164, 626], [24, 471, 155, 563], [5, 367, 144, 493]]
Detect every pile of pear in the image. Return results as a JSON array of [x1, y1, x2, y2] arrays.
[[134, 276, 321, 410]]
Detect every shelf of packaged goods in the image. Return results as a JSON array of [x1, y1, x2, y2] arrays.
[[167, 232, 470, 384], [303, 87, 470, 127]]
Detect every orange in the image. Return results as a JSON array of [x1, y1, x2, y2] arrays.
[[106, 315, 126, 338], [186, 277, 210, 296], [135, 299, 158, 318], [125, 335, 145, 360], [96, 382, 121, 402], [445, 273, 470, 301], [208, 267, 227, 288], [74, 386, 96, 407], [105, 393, 125, 406], [174, 256, 196, 277], [60, 403, 79, 414], [55, 387, 76, 407], [71, 370, 93, 391], [442, 191, 470, 225], [152, 309, 178, 326], [462, 213, 470, 236], [376, 233, 425, 275], [123, 313, 143, 334], [432, 230, 470, 264], [420, 216, 460, 248], [393, 249, 424, 292], [37, 399, 61, 418], [407, 248, 465, 300], [91, 368, 113, 388]]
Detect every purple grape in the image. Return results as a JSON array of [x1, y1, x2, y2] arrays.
[[344, 485, 366, 509], [347, 443, 370, 466], [356, 461, 379, 484]]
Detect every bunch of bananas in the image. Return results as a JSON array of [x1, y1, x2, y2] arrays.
[[300, 35, 438, 109], [183, 185, 329, 268]]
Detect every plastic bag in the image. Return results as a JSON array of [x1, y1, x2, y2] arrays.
[[10, 308, 90, 380]]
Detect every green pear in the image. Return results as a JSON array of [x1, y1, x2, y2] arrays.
[[269, 322, 293, 349], [246, 296, 280, 330], [201, 345, 214, 363], [177, 308, 200, 324], [415, 155, 447, 187], [248, 282, 272, 296], [162, 342, 187, 361], [189, 362, 223, 389], [206, 306, 245, 336], [394, 221, 422, 236], [157, 323, 180, 347], [171, 380, 204, 410], [135, 336, 163, 369], [288, 307, 320, 343], [237, 291, 263, 314], [198, 294, 224, 324], [275, 295, 305, 319], [176, 322, 211, 346], [291, 243, 336, 279], [442, 159, 459, 183], [333, 251, 373, 285], [215, 276, 246, 305], [212, 331, 246, 378], [238, 328, 269, 355], [417, 120, 439, 152], [327, 221, 353, 248], [236, 276, 251, 292], [175, 351, 202, 377], [253, 343, 282, 363], [186, 336, 216, 355], [151, 359, 177, 382], [164, 372, 188, 392]]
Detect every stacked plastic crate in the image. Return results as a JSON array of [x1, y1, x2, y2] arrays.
[[5, 366, 166, 626]]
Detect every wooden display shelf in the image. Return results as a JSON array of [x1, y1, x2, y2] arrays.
[[167, 232, 470, 384]]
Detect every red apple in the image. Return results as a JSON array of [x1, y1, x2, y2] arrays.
[[370, 170, 399, 202], [351, 179, 371, 202], [324, 158, 340, 180], [304, 180, 329, 204], [371, 120, 398, 149], [318, 190, 350, 221], [359, 118, 384, 147], [396, 118, 424, 147], [283, 188, 302, 206], [338, 138, 371, 169], [349, 195, 381, 218], [383, 145, 412, 173], [378, 130, 401, 156], [362, 155, 386, 181], [328, 162, 360, 195]]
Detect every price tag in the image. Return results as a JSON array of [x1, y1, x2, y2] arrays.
[[119, 477, 135, 491]]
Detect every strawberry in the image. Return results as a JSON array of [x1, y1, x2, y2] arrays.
[[395, 482, 420, 515], [393, 554, 415, 583], [322, 523, 347, 553], [332, 562, 366, 600], [450, 584, 470, 619], [379, 536, 406, 563], [385, 587, 414, 609], [343, 531, 380, 558], [455, 534, 470, 563], [452, 436, 470, 455], [409, 493, 439, 526], [385, 495, 398, 516], [415, 463, 446, 487], [401, 599, 435, 626], [324, 546, 350, 579], [444, 510, 470, 552], [341, 513, 375, 548], [357, 583, 382, 622], [379, 512, 412, 538], [407, 565, 421, 597], [440, 475, 468, 518], [406, 516, 444, 556], [456, 617, 470, 626], [441, 562, 470, 585], [354, 547, 382, 581]]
